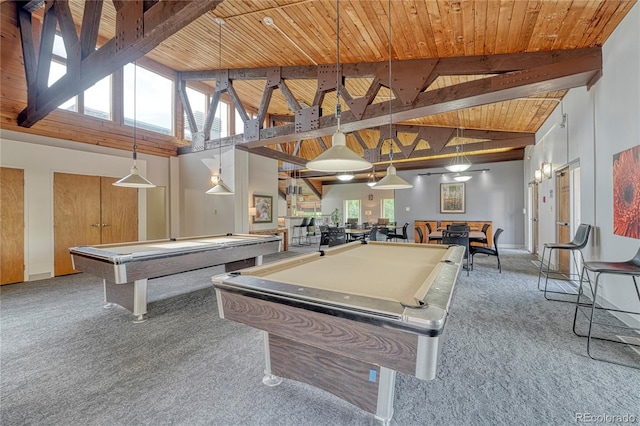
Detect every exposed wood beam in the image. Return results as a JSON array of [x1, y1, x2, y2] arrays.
[[178, 48, 599, 155], [302, 178, 322, 199], [180, 48, 598, 81], [241, 50, 601, 148], [17, 0, 223, 127], [235, 146, 307, 167]]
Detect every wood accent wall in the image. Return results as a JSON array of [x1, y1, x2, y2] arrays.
[[415, 220, 493, 246]]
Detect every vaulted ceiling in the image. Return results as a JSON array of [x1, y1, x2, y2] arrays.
[[14, 0, 636, 184]]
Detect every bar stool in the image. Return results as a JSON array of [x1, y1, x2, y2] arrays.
[[572, 246, 640, 369], [305, 217, 317, 244], [292, 217, 309, 246], [537, 223, 592, 303]]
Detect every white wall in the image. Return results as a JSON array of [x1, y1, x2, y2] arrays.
[[394, 161, 525, 247], [0, 129, 169, 280], [248, 153, 279, 231], [525, 3, 640, 322], [178, 146, 237, 236]]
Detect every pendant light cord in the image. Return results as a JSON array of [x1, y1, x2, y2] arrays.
[[132, 61, 137, 163], [335, 0, 341, 131], [387, 0, 393, 164], [218, 18, 223, 176]]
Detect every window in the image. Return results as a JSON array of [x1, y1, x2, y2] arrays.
[[234, 108, 244, 135], [345, 200, 361, 223], [381, 199, 394, 223], [183, 87, 207, 141], [84, 75, 111, 120], [48, 61, 76, 111], [210, 101, 229, 139], [124, 63, 173, 135]]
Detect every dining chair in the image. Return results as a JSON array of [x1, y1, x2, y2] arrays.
[[425, 222, 433, 243], [448, 224, 470, 232], [387, 222, 409, 242], [470, 228, 504, 273], [415, 227, 424, 244], [320, 227, 346, 248], [442, 229, 470, 276], [479, 223, 491, 245], [369, 226, 379, 241]]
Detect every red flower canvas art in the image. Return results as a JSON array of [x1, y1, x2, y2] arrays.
[[613, 145, 640, 239]]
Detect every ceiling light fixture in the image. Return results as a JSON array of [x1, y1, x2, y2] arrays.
[[113, 61, 155, 189], [444, 127, 472, 173], [207, 18, 233, 195], [372, 0, 412, 191], [336, 172, 355, 181], [452, 173, 473, 182], [305, 0, 372, 173]]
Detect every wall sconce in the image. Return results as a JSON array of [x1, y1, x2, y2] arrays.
[[249, 207, 257, 219], [542, 162, 552, 179], [365, 210, 372, 216], [534, 169, 542, 183]]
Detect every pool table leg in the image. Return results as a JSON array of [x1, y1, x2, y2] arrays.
[[374, 367, 396, 426], [103, 278, 148, 323], [261, 331, 283, 386]]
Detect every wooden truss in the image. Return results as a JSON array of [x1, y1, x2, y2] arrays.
[[16, 0, 222, 128], [177, 47, 601, 168]]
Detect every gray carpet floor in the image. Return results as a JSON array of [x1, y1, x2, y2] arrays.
[[1, 246, 639, 426]]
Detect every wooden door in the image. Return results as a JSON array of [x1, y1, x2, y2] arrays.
[[54, 173, 102, 275], [532, 183, 539, 255], [100, 177, 138, 244], [556, 169, 571, 273], [1, 168, 24, 285]]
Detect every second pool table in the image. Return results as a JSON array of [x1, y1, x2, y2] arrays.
[[70, 233, 281, 322]]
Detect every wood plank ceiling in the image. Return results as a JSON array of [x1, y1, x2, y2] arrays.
[[28, 1, 639, 184]]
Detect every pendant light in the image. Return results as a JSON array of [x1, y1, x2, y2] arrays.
[[367, 165, 377, 187], [206, 17, 233, 195], [453, 173, 472, 182], [113, 61, 155, 188], [372, 0, 412, 191], [305, 0, 372, 173], [445, 126, 471, 173], [336, 172, 355, 181]]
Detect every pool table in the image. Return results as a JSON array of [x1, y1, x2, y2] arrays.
[[70, 233, 281, 322], [212, 241, 464, 424]]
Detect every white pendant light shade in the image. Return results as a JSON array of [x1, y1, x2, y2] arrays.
[[336, 171, 355, 181], [366, 171, 377, 187], [372, 164, 413, 190], [306, 131, 372, 172], [444, 151, 472, 172], [206, 176, 234, 195], [113, 164, 155, 188], [452, 173, 472, 182]]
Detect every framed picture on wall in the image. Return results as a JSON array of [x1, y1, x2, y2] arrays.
[[440, 183, 465, 213], [253, 194, 273, 223], [613, 144, 640, 239]]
